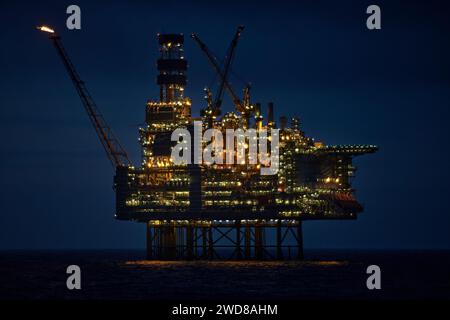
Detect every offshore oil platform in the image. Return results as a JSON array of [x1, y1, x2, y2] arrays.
[[38, 26, 377, 260]]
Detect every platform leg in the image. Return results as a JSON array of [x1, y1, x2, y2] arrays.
[[208, 226, 214, 259], [146, 222, 152, 260], [244, 225, 251, 259], [276, 220, 283, 260], [186, 224, 194, 260], [236, 221, 242, 259], [297, 220, 304, 260], [202, 227, 207, 258], [255, 223, 263, 260]]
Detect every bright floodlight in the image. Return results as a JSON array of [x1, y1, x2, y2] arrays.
[[36, 25, 55, 33]]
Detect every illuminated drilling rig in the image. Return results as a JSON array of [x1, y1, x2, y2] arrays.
[[38, 26, 377, 260]]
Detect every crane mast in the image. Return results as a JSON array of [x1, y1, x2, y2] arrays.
[[191, 26, 245, 113], [37, 27, 131, 169], [213, 25, 244, 114]]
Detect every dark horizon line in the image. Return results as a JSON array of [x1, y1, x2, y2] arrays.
[[1, 248, 449, 252]]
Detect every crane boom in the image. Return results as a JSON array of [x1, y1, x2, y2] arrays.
[[213, 26, 244, 113], [191, 27, 244, 112], [37, 27, 131, 169]]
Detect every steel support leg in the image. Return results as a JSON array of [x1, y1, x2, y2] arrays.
[[208, 226, 214, 259], [244, 225, 251, 259], [255, 223, 263, 260], [297, 220, 304, 260], [186, 225, 194, 260], [146, 222, 152, 260], [202, 227, 207, 258], [236, 221, 242, 259], [276, 220, 283, 259]]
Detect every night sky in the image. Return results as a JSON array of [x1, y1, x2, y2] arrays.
[[1, 0, 449, 250]]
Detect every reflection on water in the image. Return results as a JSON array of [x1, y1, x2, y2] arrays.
[[1, 250, 449, 299], [122, 260, 348, 269]]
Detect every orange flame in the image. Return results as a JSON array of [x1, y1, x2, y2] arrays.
[[36, 26, 55, 33]]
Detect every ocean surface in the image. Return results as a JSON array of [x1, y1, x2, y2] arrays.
[[0, 250, 449, 300]]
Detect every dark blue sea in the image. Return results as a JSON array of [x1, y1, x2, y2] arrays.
[[0, 250, 449, 300]]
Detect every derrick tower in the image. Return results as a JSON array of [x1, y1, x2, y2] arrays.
[[157, 33, 187, 103], [141, 34, 191, 169]]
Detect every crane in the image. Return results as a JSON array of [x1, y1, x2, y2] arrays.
[[36, 26, 131, 169], [191, 26, 245, 114]]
